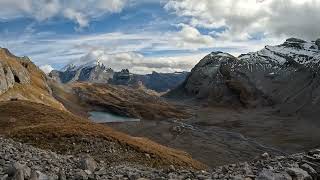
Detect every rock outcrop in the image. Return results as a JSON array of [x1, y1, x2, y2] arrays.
[[0, 48, 30, 95], [167, 38, 320, 116], [0, 48, 64, 110]]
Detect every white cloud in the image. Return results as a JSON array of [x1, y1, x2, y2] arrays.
[[63, 8, 89, 28], [40, 64, 54, 74], [0, 0, 128, 28], [172, 24, 214, 49], [1, 28, 284, 74], [165, 0, 320, 40], [76, 50, 206, 74]]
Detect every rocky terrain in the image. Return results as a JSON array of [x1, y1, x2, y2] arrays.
[[1, 136, 319, 180], [0, 48, 64, 110], [167, 38, 320, 115], [110, 38, 320, 168], [50, 64, 188, 93], [49, 61, 115, 84]]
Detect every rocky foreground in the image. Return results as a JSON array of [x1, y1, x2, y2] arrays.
[[0, 137, 319, 180]]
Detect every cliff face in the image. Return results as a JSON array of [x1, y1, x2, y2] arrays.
[[0, 48, 64, 110], [167, 38, 320, 115], [0, 48, 30, 94]]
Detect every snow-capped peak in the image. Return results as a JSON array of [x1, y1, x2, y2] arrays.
[[239, 38, 320, 66], [62, 59, 107, 72]]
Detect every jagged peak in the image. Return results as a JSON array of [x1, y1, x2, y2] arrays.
[[209, 51, 235, 58], [61, 63, 77, 72], [62, 59, 111, 72], [285, 37, 307, 43]]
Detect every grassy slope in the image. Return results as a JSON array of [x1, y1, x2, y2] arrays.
[[0, 100, 206, 169]]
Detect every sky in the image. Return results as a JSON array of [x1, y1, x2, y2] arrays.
[[0, 0, 319, 74]]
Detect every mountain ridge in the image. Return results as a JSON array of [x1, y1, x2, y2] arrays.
[[166, 38, 320, 116], [50, 65, 189, 93]]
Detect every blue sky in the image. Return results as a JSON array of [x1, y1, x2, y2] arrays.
[[0, 0, 319, 74]]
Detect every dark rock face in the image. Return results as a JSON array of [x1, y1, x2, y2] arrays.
[[136, 71, 189, 92], [111, 70, 189, 92], [167, 39, 320, 114], [316, 39, 320, 50], [111, 69, 132, 85]]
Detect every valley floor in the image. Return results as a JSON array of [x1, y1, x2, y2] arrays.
[[109, 105, 320, 168]]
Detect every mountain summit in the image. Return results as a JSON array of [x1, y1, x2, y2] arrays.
[[167, 38, 320, 117]]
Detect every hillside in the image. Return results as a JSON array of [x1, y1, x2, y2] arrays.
[[0, 100, 205, 170], [50, 81, 190, 120], [0, 48, 64, 110], [0, 47, 205, 171]]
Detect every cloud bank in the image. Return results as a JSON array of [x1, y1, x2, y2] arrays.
[[165, 0, 320, 40], [0, 0, 127, 28], [1, 0, 319, 74]]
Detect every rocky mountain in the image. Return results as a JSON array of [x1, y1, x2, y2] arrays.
[[49, 64, 188, 93], [50, 61, 114, 84], [0, 48, 64, 110], [166, 38, 320, 116]]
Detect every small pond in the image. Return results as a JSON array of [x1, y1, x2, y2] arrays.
[[89, 111, 140, 123]]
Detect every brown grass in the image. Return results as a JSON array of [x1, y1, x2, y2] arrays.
[[0, 100, 206, 169], [70, 82, 190, 120]]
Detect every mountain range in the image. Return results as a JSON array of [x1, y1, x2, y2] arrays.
[[49, 62, 189, 93], [1, 38, 320, 178]]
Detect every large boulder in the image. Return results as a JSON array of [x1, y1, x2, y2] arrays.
[[80, 155, 97, 173]]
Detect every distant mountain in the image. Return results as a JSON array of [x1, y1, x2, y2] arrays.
[[49, 63, 189, 93], [166, 38, 320, 117], [0, 48, 64, 109], [50, 61, 114, 84]]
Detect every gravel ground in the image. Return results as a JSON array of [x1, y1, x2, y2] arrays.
[[0, 136, 319, 180]]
